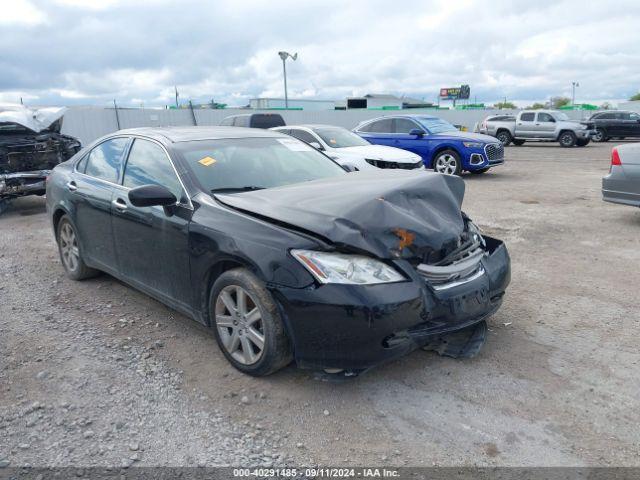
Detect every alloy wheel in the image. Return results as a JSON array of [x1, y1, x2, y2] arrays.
[[215, 285, 265, 365], [593, 129, 604, 142], [59, 222, 79, 272], [435, 154, 458, 175]]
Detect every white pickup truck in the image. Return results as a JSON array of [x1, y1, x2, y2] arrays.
[[478, 110, 595, 147]]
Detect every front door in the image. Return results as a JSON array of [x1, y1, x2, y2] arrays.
[[111, 138, 193, 309], [70, 137, 130, 271]]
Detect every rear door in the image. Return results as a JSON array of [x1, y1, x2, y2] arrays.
[[355, 118, 395, 147], [111, 138, 193, 308], [535, 112, 557, 138], [515, 112, 536, 138], [70, 136, 130, 272]]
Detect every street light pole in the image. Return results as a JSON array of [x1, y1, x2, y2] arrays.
[[278, 51, 297, 109], [572, 81, 579, 106]]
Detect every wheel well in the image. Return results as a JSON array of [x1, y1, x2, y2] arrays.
[[202, 259, 249, 326], [558, 129, 576, 138], [430, 146, 458, 166], [52, 208, 67, 237]]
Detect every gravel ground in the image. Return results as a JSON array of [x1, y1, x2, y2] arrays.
[[1, 142, 639, 468]]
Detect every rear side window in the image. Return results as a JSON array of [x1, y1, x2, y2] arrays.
[[249, 114, 285, 129], [520, 113, 535, 122], [360, 119, 393, 133], [84, 137, 129, 183], [393, 118, 421, 134], [123, 139, 185, 201]]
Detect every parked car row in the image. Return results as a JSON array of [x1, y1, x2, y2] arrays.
[[221, 112, 505, 176]]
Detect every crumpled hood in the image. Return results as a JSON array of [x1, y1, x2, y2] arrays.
[[337, 145, 421, 163], [0, 105, 67, 133], [215, 170, 465, 260]]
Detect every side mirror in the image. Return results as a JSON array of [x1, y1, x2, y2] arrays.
[[128, 184, 177, 208], [342, 163, 358, 172], [309, 141, 324, 151], [409, 128, 425, 137]]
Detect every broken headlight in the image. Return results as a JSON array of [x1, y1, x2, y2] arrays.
[[291, 250, 405, 285]]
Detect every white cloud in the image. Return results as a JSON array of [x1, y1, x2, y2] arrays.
[[0, 0, 46, 25]]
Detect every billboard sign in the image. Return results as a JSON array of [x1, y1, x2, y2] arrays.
[[439, 85, 470, 100]]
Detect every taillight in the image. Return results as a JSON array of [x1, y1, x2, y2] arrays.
[[611, 148, 622, 166]]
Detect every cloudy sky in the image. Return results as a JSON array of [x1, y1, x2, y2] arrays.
[[1, 0, 639, 107]]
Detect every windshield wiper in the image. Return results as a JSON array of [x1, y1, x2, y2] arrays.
[[210, 186, 266, 194]]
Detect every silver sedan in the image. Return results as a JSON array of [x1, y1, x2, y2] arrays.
[[602, 143, 640, 207]]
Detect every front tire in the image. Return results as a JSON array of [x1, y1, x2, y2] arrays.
[[592, 129, 608, 142], [209, 268, 292, 376], [559, 131, 577, 147], [496, 130, 512, 146], [433, 149, 462, 175]]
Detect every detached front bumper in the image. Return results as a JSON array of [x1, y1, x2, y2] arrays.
[[273, 236, 510, 371], [0, 170, 50, 198]]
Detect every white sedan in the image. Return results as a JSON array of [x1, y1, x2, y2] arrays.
[[271, 124, 424, 171]]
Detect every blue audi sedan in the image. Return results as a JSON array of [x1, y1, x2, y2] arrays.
[[353, 115, 504, 175]]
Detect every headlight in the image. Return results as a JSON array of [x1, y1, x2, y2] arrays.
[[291, 249, 405, 285], [463, 142, 484, 148]]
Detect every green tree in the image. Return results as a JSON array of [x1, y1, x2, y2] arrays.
[[550, 96, 571, 109], [527, 102, 546, 109], [494, 101, 517, 109], [630, 92, 640, 101]]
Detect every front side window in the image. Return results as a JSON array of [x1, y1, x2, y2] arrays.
[[537, 113, 555, 122], [84, 137, 129, 183], [123, 139, 184, 201], [288, 129, 318, 145], [175, 137, 346, 193], [393, 118, 421, 134], [313, 127, 370, 148]]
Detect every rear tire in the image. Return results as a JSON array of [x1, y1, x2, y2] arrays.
[[559, 131, 577, 147], [209, 268, 292, 376], [512, 139, 525, 146], [496, 130, 512, 146], [56, 215, 100, 281]]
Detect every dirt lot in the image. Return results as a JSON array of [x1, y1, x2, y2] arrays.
[[1, 142, 639, 468]]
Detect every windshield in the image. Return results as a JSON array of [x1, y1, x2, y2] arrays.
[[175, 137, 346, 193], [313, 127, 370, 148], [416, 117, 457, 134], [554, 112, 570, 121]]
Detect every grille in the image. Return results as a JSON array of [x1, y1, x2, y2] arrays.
[[365, 158, 423, 170], [484, 143, 504, 161]]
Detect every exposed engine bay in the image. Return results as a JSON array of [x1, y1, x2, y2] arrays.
[[0, 105, 81, 202]]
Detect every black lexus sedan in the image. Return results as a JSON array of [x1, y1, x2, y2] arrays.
[[46, 127, 510, 376]]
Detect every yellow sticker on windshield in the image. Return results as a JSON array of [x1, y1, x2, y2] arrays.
[[198, 156, 216, 166]]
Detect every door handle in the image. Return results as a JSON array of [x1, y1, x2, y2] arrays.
[[67, 181, 78, 192], [112, 198, 127, 211]]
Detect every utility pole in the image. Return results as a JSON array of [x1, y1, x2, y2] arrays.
[[278, 51, 297, 109], [572, 81, 579, 106], [174, 86, 179, 108]]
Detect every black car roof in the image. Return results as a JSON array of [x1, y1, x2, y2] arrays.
[[115, 126, 288, 143]]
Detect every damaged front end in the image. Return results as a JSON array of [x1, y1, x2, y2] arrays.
[[0, 105, 81, 201]]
